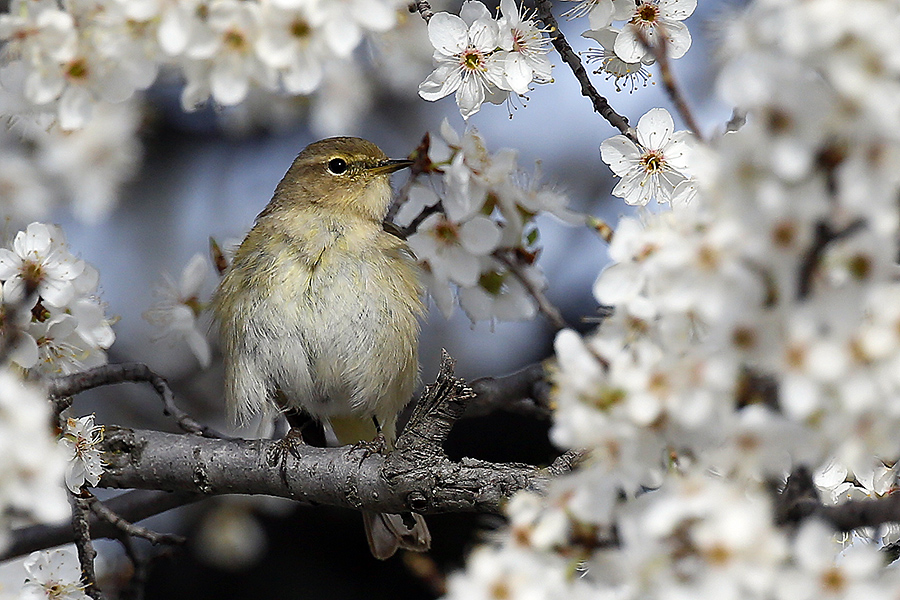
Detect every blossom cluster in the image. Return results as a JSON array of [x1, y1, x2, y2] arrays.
[[0, 371, 69, 555], [447, 0, 900, 597], [0, 222, 115, 376], [0, 0, 409, 128], [419, 0, 552, 119], [402, 120, 580, 323], [572, 0, 696, 91], [0, 94, 142, 225]]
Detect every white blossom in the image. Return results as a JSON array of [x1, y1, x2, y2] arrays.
[[181, 0, 274, 107], [610, 0, 696, 63], [418, 2, 508, 119], [407, 213, 501, 287], [561, 0, 615, 30], [311, 0, 402, 58], [256, 2, 327, 94], [0, 222, 83, 308], [22, 549, 88, 600], [59, 415, 105, 493], [496, 0, 552, 95], [582, 27, 653, 91], [600, 108, 694, 205], [143, 253, 212, 368], [408, 121, 576, 324], [0, 222, 115, 376]]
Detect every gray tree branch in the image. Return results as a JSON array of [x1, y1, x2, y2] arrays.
[[98, 426, 550, 515], [8, 354, 572, 562]]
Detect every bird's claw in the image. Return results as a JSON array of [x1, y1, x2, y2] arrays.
[[266, 427, 306, 468], [351, 431, 388, 459]]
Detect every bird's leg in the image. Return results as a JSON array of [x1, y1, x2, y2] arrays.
[[350, 416, 388, 460], [370, 416, 388, 454]]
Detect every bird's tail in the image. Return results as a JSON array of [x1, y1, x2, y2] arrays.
[[363, 511, 431, 560], [329, 414, 431, 560]]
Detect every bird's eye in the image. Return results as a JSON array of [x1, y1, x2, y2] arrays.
[[327, 157, 348, 174]]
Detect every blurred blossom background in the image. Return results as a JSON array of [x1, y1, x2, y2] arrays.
[[0, 0, 727, 596]]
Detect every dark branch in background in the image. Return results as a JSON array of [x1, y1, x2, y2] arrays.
[[534, 0, 634, 140], [466, 362, 553, 419], [635, 26, 703, 140], [796, 218, 866, 300], [48, 363, 228, 439], [72, 493, 103, 600], [4, 491, 199, 561], [775, 467, 900, 534]]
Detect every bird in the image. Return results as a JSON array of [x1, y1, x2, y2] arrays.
[[211, 137, 430, 559]]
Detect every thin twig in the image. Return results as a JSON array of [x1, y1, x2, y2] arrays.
[[534, 0, 634, 139], [796, 219, 866, 300], [495, 251, 569, 331], [4, 490, 200, 560], [87, 492, 186, 547], [398, 202, 443, 239], [48, 363, 228, 439], [72, 492, 103, 600], [410, 0, 434, 22], [636, 26, 703, 141], [386, 132, 442, 239]]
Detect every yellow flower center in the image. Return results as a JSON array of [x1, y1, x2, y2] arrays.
[[461, 49, 485, 72], [640, 149, 666, 173], [291, 18, 311, 39]]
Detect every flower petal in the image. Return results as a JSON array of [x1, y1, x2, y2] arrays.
[[502, 52, 532, 94], [600, 135, 640, 177], [636, 108, 675, 150], [460, 216, 502, 255], [612, 25, 647, 63], [456, 73, 486, 119], [428, 12, 468, 56]]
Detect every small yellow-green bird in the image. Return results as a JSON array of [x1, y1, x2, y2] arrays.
[[211, 137, 430, 559]]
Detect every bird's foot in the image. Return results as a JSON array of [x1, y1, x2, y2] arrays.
[[350, 431, 388, 460], [266, 426, 306, 468]]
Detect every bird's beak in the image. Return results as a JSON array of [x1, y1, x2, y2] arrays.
[[368, 158, 414, 175]]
